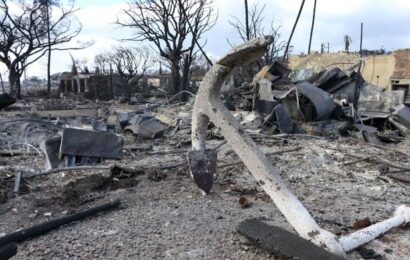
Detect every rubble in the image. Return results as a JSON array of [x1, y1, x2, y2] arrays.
[[1, 0, 410, 256], [60, 128, 123, 166], [0, 38, 409, 260], [250, 60, 410, 145], [40, 136, 63, 170], [124, 117, 167, 139], [391, 104, 410, 134], [189, 36, 410, 258]]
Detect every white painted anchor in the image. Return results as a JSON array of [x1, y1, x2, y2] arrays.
[[188, 36, 410, 258]]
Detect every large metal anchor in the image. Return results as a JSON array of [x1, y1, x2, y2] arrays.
[[188, 36, 410, 258]]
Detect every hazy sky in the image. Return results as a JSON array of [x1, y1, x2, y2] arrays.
[[2, 0, 410, 78]]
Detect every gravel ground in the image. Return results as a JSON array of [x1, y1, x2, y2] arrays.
[[1, 137, 410, 259]]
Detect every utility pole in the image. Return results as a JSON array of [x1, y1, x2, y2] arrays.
[[46, 1, 52, 94], [110, 63, 114, 99], [359, 23, 363, 56], [308, 0, 317, 55], [244, 0, 250, 41], [38, 0, 54, 94], [283, 0, 306, 61], [179, 1, 213, 66]]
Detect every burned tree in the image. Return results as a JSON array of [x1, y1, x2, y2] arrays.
[[110, 46, 155, 96], [118, 0, 216, 96], [229, 3, 286, 67], [0, 0, 88, 98], [94, 52, 112, 75]]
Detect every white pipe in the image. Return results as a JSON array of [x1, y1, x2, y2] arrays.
[[339, 205, 410, 252]]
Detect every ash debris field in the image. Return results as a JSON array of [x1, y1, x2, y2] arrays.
[[1, 85, 410, 259], [1, 40, 410, 260], [2, 133, 410, 259], [2, 0, 410, 259]]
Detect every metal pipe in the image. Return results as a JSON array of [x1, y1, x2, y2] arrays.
[[339, 205, 410, 252], [0, 243, 17, 260], [0, 199, 121, 247]]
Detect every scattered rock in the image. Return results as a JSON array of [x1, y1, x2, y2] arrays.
[[376, 164, 390, 174], [353, 217, 371, 230], [238, 196, 251, 208], [147, 170, 167, 182]]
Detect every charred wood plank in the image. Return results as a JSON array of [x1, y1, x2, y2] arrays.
[[0, 200, 121, 247], [0, 243, 17, 260], [236, 218, 343, 260]]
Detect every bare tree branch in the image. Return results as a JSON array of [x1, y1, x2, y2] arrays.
[[101, 45, 156, 97], [117, 0, 216, 97], [228, 3, 286, 68], [0, 0, 90, 98]]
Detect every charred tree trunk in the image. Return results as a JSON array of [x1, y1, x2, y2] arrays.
[[0, 73, 5, 93], [8, 68, 22, 99], [126, 78, 132, 99], [181, 54, 191, 102], [170, 61, 181, 95], [47, 47, 52, 93], [16, 79, 21, 99], [109, 63, 114, 99]]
